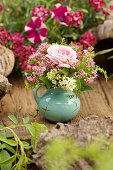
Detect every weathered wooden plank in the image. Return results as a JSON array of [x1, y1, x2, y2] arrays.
[[0, 74, 113, 139]]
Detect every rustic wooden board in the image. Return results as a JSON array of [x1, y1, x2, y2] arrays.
[[0, 74, 113, 139]]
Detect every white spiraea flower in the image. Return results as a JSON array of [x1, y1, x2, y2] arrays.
[[47, 69, 57, 80], [59, 76, 76, 91]]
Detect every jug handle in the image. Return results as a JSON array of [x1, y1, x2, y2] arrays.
[[33, 85, 41, 104]]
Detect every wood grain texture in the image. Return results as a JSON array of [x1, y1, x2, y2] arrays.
[[0, 74, 113, 139]]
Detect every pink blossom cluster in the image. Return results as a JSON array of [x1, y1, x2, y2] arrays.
[[13, 44, 36, 70], [73, 46, 98, 83], [28, 43, 55, 77], [0, 28, 12, 46], [65, 10, 83, 27], [26, 43, 59, 83], [103, 5, 113, 17], [0, 28, 36, 70], [60, 0, 67, 1], [0, 3, 2, 12], [80, 32, 96, 48], [88, 0, 105, 11], [32, 5, 50, 21]]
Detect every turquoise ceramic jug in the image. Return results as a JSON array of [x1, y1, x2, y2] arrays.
[[33, 86, 80, 123]]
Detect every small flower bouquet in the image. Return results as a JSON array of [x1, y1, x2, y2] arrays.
[[24, 42, 107, 94]]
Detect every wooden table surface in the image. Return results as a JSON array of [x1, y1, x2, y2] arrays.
[[0, 74, 113, 139]]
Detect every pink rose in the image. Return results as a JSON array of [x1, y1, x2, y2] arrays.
[[46, 45, 78, 68]]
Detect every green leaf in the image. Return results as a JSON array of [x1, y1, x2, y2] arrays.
[[39, 77, 52, 88], [0, 155, 16, 166], [77, 45, 83, 52], [0, 133, 17, 146], [32, 123, 47, 132], [0, 132, 7, 141], [0, 126, 6, 130], [108, 55, 113, 60], [0, 150, 12, 170], [26, 157, 33, 164], [23, 117, 29, 124], [95, 66, 108, 82], [25, 124, 35, 137], [5, 144, 16, 154], [58, 68, 68, 76], [22, 70, 33, 74], [3, 133, 14, 138], [0, 143, 6, 150], [0, 143, 16, 154], [8, 115, 18, 125], [81, 8, 88, 13], [95, 48, 113, 56], [24, 145, 32, 150], [31, 132, 40, 150], [27, 60, 37, 65], [80, 79, 94, 91], [4, 139, 18, 146], [22, 141, 29, 147], [31, 123, 47, 150]]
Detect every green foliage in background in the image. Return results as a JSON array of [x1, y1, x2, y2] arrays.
[[45, 136, 113, 170], [0, 0, 107, 44]]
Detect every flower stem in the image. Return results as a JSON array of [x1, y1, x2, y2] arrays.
[[69, 0, 72, 8]]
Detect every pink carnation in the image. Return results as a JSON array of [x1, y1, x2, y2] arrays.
[[25, 17, 47, 44], [12, 33, 24, 44], [19, 59, 32, 70], [46, 45, 78, 68], [0, 3, 2, 12], [65, 11, 74, 25], [65, 10, 83, 27], [88, 0, 105, 11], [72, 10, 83, 27], [103, 5, 113, 17], [51, 4, 71, 26], [32, 5, 50, 21], [80, 32, 96, 48]]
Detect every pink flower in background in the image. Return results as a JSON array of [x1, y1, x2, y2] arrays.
[[80, 32, 96, 48], [103, 5, 113, 17], [109, 5, 113, 11], [72, 10, 83, 27], [51, 4, 71, 26], [12, 33, 24, 44], [19, 59, 33, 70], [60, 0, 67, 1], [32, 5, 50, 21], [25, 17, 47, 44], [65, 11, 74, 25], [0, 28, 12, 46], [0, 3, 2, 12], [46, 45, 78, 68], [65, 10, 83, 27], [88, 0, 105, 11]]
